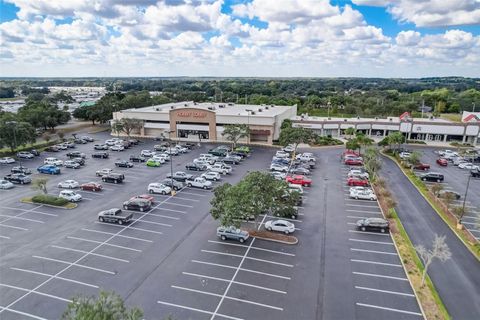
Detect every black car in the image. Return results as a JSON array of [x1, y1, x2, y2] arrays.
[[29, 149, 40, 156], [221, 156, 240, 165], [11, 166, 32, 175], [71, 157, 86, 166], [64, 142, 75, 148], [161, 178, 184, 191], [45, 146, 59, 152], [471, 169, 480, 178], [230, 151, 247, 159], [420, 172, 444, 182], [128, 139, 140, 145], [4, 173, 32, 184], [92, 152, 109, 159], [123, 199, 151, 212], [185, 163, 206, 171], [130, 155, 146, 162], [102, 173, 125, 184], [115, 160, 134, 168], [356, 218, 389, 233], [66, 151, 86, 159], [74, 138, 88, 144]]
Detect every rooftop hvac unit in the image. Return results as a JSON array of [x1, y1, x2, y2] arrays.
[[251, 111, 255, 115], [375, 117, 378, 120], [265, 106, 269, 110], [194, 102, 197, 105], [344, 119, 348, 122], [208, 106, 216, 110], [328, 117, 331, 120], [389, 118, 393, 121], [219, 104, 225, 108], [184, 103, 188, 107], [258, 108, 262, 112], [271, 105, 274, 107], [155, 107, 161, 111], [170, 106, 175, 109], [357, 116, 360, 120], [228, 103, 234, 106]]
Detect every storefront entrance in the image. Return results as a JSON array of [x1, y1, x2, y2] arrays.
[[178, 129, 209, 140]]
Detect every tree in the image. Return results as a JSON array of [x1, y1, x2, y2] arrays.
[[111, 120, 124, 138], [407, 150, 422, 166], [442, 192, 456, 209], [280, 119, 292, 130], [0, 120, 36, 152], [62, 291, 143, 320], [222, 124, 250, 148], [345, 127, 356, 139], [120, 118, 143, 138], [345, 139, 360, 152], [355, 133, 373, 154], [32, 178, 48, 195], [415, 234, 451, 287], [44, 134, 51, 143], [363, 147, 382, 181], [58, 132, 65, 141], [452, 206, 468, 223], [430, 183, 444, 196], [387, 132, 404, 153], [279, 126, 313, 154]]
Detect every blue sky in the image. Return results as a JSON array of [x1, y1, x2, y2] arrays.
[[1, 0, 479, 77]]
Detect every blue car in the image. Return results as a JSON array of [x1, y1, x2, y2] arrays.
[[37, 165, 61, 175]]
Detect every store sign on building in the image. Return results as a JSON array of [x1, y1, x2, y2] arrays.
[[177, 111, 207, 118]]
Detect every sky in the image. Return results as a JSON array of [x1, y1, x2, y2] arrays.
[[0, 0, 479, 78]]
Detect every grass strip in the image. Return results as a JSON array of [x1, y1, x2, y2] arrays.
[[21, 196, 77, 209]]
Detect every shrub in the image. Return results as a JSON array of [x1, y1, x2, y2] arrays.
[[406, 140, 426, 144], [313, 135, 343, 146], [32, 194, 69, 206], [378, 137, 389, 147]]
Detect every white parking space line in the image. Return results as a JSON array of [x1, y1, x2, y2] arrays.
[[344, 199, 376, 203], [81, 228, 153, 243], [201, 250, 294, 267], [172, 285, 284, 311], [0, 306, 47, 320], [0, 283, 71, 303], [265, 215, 302, 223], [0, 224, 28, 231], [154, 207, 187, 214], [77, 190, 103, 195], [351, 259, 402, 267], [191, 260, 291, 280], [356, 303, 422, 316], [67, 236, 142, 252], [462, 221, 480, 226], [50, 245, 130, 263], [0, 214, 44, 224], [355, 286, 414, 297], [351, 248, 397, 255], [94, 222, 163, 234], [182, 272, 287, 294], [163, 202, 193, 208], [346, 204, 379, 208], [0, 235, 11, 239], [82, 197, 93, 201], [132, 219, 172, 227], [348, 239, 394, 245], [145, 212, 179, 220], [0, 206, 57, 217], [33, 256, 115, 275], [353, 271, 408, 281], [179, 191, 208, 197], [154, 195, 199, 202], [10, 267, 99, 288], [348, 230, 390, 236], [156, 301, 244, 320], [207, 240, 296, 256], [346, 209, 381, 214]]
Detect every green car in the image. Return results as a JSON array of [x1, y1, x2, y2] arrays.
[[235, 146, 250, 153], [146, 159, 161, 167]]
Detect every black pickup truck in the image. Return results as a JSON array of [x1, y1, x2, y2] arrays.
[[4, 173, 32, 184], [98, 208, 133, 225], [101, 173, 125, 184]]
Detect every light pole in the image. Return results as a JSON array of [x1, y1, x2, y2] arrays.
[[166, 130, 176, 196], [245, 109, 253, 144], [6, 121, 21, 167]]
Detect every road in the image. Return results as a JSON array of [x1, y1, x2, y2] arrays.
[[381, 155, 480, 319]]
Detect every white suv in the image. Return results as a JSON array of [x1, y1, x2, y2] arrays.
[[59, 190, 82, 202], [44, 157, 63, 166], [141, 150, 154, 157], [148, 183, 172, 195], [208, 163, 231, 175]]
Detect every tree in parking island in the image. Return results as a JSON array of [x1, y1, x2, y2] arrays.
[[386, 132, 405, 153], [222, 124, 250, 148], [414, 234, 451, 287], [32, 178, 49, 194], [62, 291, 143, 320]]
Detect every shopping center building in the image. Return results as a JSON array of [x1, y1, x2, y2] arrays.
[[112, 101, 297, 144]]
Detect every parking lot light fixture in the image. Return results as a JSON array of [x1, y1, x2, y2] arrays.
[[166, 130, 176, 196]]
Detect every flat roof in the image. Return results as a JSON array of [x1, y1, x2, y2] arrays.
[[293, 115, 455, 124], [124, 101, 295, 117]]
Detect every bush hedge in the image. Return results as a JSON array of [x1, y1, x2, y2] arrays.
[[406, 140, 427, 144], [0, 139, 60, 157], [31, 194, 69, 206], [313, 136, 343, 146]]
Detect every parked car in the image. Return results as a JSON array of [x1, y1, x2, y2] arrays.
[[356, 218, 389, 233], [63, 142, 75, 148], [11, 166, 32, 175], [271, 171, 287, 180], [37, 165, 61, 175], [92, 152, 109, 159], [141, 150, 154, 157], [345, 158, 363, 166], [115, 160, 134, 168], [45, 146, 59, 152], [148, 182, 172, 195], [265, 219, 295, 234], [437, 190, 461, 200], [201, 171, 221, 181], [209, 148, 228, 157], [161, 178, 184, 191], [0, 157, 16, 164], [0, 179, 14, 189], [186, 177, 212, 189], [234, 146, 250, 154], [102, 173, 125, 184], [66, 151, 86, 159], [130, 194, 155, 204], [217, 226, 249, 243], [288, 183, 304, 194], [74, 138, 87, 144], [436, 158, 448, 166], [96, 168, 113, 177], [167, 171, 193, 182], [59, 190, 82, 202], [58, 180, 79, 189], [296, 153, 316, 162], [286, 175, 312, 187], [348, 169, 369, 179], [130, 155, 146, 162], [283, 144, 295, 153], [222, 155, 241, 165], [146, 159, 162, 167], [110, 145, 124, 152], [207, 163, 232, 175], [275, 150, 290, 158], [347, 177, 369, 187], [64, 160, 81, 169], [399, 152, 411, 160], [413, 162, 431, 171], [56, 144, 67, 150], [185, 162, 207, 171], [98, 208, 133, 224], [44, 157, 63, 166], [350, 189, 377, 200], [123, 198, 151, 212], [289, 167, 310, 175], [16, 151, 34, 159], [270, 163, 288, 172], [458, 163, 479, 170], [80, 135, 94, 142], [94, 144, 109, 150], [81, 182, 102, 191], [471, 169, 480, 178], [420, 172, 444, 182], [4, 173, 31, 184], [29, 149, 40, 156], [71, 157, 85, 166]]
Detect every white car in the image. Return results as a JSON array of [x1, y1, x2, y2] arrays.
[[59, 190, 82, 202], [439, 150, 458, 157], [165, 148, 179, 156], [399, 152, 411, 159], [459, 163, 479, 170], [148, 182, 172, 195], [58, 180, 80, 189], [56, 144, 67, 150], [349, 186, 372, 193], [0, 157, 16, 164], [270, 163, 288, 172], [275, 151, 290, 158], [96, 168, 113, 177], [44, 157, 63, 166], [158, 153, 170, 161], [350, 189, 377, 201], [151, 156, 166, 164], [201, 171, 221, 181], [0, 179, 14, 189], [174, 145, 188, 153], [265, 220, 295, 234], [207, 163, 232, 175], [283, 145, 295, 153], [141, 150, 154, 157], [271, 171, 286, 180], [109, 145, 124, 152], [288, 183, 304, 194], [17, 151, 34, 159], [193, 158, 209, 166], [348, 169, 369, 179], [105, 139, 117, 146], [297, 153, 316, 162]]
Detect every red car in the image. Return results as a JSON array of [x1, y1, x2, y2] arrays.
[[80, 182, 103, 191], [343, 150, 360, 156], [345, 158, 363, 166], [347, 177, 369, 186], [436, 158, 448, 166], [130, 194, 154, 204], [413, 163, 430, 171], [286, 175, 312, 187]]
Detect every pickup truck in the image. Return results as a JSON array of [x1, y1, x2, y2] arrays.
[[185, 162, 207, 171], [4, 173, 32, 184], [186, 177, 212, 189], [98, 208, 133, 225], [102, 173, 125, 184], [11, 166, 32, 175], [66, 151, 86, 159], [166, 171, 193, 182]]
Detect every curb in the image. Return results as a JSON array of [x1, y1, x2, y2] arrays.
[[382, 152, 480, 260], [21, 199, 77, 210], [250, 235, 298, 245]]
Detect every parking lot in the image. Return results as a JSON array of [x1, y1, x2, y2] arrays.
[[411, 146, 480, 240], [0, 133, 422, 319]]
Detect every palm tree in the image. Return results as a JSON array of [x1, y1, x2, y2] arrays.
[[345, 127, 356, 139]]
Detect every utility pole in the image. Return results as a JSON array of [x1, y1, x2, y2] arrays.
[[459, 154, 474, 226]]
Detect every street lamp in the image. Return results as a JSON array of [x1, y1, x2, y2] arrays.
[[6, 121, 20, 167], [166, 130, 176, 196]]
